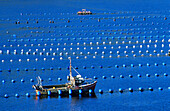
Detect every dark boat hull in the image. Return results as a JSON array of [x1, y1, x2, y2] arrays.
[[33, 81, 97, 96]]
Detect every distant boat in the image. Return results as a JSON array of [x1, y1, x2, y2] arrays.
[[32, 58, 97, 96], [77, 9, 92, 15]]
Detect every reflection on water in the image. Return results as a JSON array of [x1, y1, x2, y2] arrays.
[[34, 93, 97, 100]]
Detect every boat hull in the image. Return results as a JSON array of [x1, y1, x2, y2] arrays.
[[33, 81, 97, 96]]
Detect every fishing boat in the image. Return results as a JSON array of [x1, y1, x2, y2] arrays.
[[32, 58, 97, 96], [77, 9, 92, 15]]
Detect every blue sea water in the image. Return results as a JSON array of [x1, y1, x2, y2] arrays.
[[0, 0, 170, 111]]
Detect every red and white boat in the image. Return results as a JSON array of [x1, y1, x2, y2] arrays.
[[77, 9, 92, 15], [32, 58, 97, 96]]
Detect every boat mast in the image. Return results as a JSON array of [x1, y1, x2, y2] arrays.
[[69, 57, 75, 86], [69, 57, 72, 79]]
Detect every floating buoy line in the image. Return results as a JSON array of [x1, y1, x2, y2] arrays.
[[2, 86, 170, 98]]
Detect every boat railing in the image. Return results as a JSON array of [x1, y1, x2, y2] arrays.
[[36, 76, 42, 86]]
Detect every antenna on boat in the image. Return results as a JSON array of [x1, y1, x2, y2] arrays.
[[69, 57, 72, 76]]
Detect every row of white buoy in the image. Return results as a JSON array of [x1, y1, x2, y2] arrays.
[[3, 39, 170, 49], [0, 52, 169, 63], [0, 43, 169, 54], [0, 49, 168, 58], [15, 21, 169, 29]]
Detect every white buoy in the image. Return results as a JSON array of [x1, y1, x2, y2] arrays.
[[87, 52, 90, 55], [2, 60, 4, 62], [97, 47, 99, 49], [90, 42, 92, 45], [153, 50, 157, 53], [93, 56, 96, 58], [162, 39, 164, 42], [60, 57, 63, 60], [7, 50, 10, 54], [50, 48, 52, 51], [96, 42, 99, 45], [35, 58, 38, 61], [162, 44, 164, 48], [84, 56, 87, 59], [0, 50, 2, 54], [65, 52, 68, 55], [140, 45, 142, 48], [27, 59, 30, 62], [19, 59, 21, 62], [60, 52, 63, 56]]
